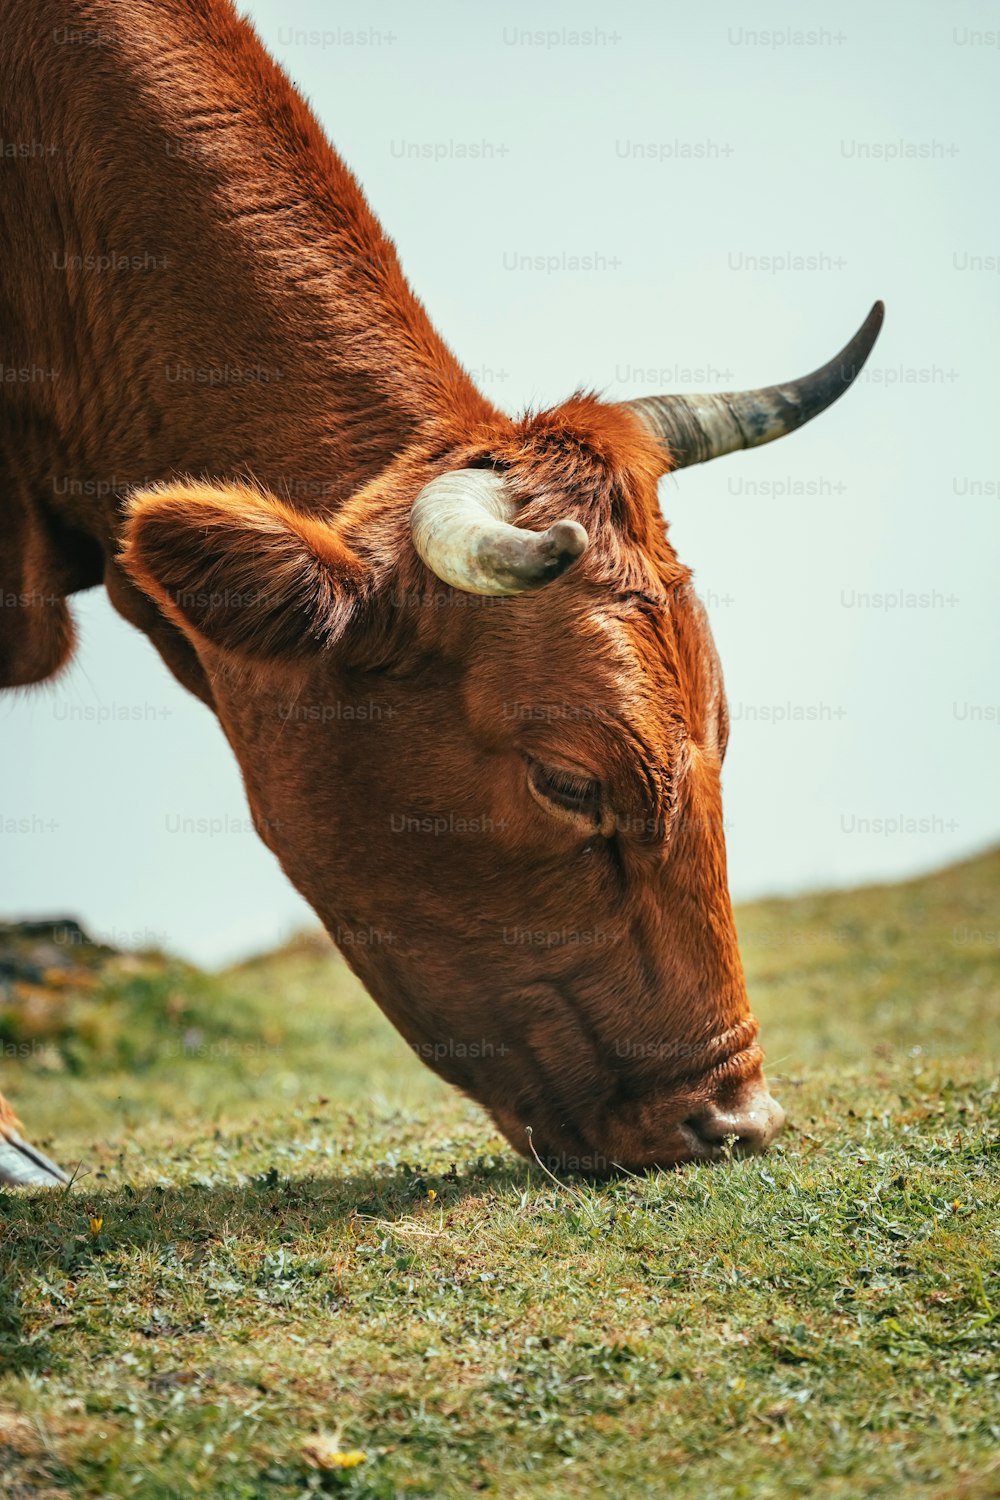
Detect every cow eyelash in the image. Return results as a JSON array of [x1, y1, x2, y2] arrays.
[[528, 759, 602, 815]]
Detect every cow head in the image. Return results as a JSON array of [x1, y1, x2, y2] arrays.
[[121, 304, 882, 1173]]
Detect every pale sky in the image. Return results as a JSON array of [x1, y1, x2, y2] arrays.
[[3, 0, 998, 965]]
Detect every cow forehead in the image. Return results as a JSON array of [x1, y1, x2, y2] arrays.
[[579, 586, 723, 747], [586, 604, 690, 731], [487, 600, 689, 781], [480, 573, 705, 715]]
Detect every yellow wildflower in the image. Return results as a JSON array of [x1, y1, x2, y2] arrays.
[[302, 1435, 367, 1470]]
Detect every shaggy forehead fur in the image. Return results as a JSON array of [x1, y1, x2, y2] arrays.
[[451, 394, 689, 596]]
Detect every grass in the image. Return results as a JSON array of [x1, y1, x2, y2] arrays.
[[0, 850, 997, 1499]]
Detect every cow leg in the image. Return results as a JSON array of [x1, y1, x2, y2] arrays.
[[0, 440, 106, 687], [0, 498, 77, 686], [0, 1091, 69, 1188]]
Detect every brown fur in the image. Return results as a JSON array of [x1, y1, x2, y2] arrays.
[[1, 0, 782, 1174]]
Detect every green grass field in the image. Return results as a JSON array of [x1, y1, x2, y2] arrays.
[[1, 849, 997, 1498]]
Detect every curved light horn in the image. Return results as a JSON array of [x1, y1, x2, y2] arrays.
[[621, 301, 884, 469], [410, 469, 588, 596]]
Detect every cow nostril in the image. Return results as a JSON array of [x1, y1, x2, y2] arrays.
[[684, 1111, 767, 1153], [683, 1082, 785, 1156]]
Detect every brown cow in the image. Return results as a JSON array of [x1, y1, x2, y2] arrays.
[[0, 0, 882, 1185]]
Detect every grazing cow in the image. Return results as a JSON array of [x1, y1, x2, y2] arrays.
[[0, 0, 883, 1185]]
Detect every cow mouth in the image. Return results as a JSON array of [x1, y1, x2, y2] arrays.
[[487, 1014, 780, 1175]]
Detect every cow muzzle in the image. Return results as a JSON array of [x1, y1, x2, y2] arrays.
[[489, 1064, 785, 1175], [680, 1073, 786, 1159]]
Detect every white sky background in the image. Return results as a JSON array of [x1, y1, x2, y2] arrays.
[[3, 0, 998, 966]]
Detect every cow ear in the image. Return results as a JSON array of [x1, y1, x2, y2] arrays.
[[120, 481, 371, 662]]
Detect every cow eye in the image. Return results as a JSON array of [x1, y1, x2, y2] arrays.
[[527, 758, 603, 825]]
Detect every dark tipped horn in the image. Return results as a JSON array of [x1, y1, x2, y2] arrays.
[[410, 470, 588, 596], [621, 301, 885, 468]]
